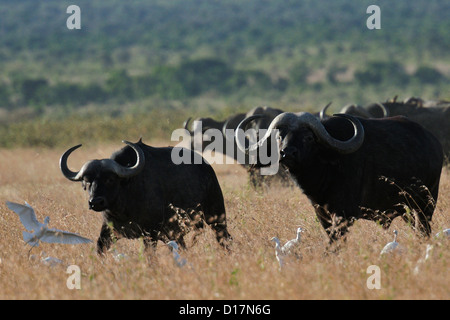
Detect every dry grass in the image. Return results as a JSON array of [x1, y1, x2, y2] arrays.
[[0, 141, 449, 300]]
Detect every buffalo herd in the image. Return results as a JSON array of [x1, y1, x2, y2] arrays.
[[59, 96, 449, 253]]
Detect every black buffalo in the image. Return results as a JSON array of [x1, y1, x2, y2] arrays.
[[223, 106, 291, 188], [318, 97, 450, 163], [236, 112, 443, 242], [184, 106, 290, 188], [60, 140, 231, 254], [183, 113, 246, 150], [318, 102, 388, 120], [366, 97, 450, 163]]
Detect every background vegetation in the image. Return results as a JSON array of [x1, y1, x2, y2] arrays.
[[0, 0, 449, 147]]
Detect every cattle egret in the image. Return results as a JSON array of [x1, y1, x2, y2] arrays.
[[435, 228, 450, 239], [414, 244, 433, 275], [29, 252, 64, 267], [271, 237, 284, 270], [41, 256, 64, 267], [110, 248, 128, 262], [380, 230, 400, 256], [6, 201, 92, 252], [424, 244, 433, 260], [167, 241, 187, 267], [282, 227, 303, 254]]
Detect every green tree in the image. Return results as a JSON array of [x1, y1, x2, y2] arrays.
[[175, 58, 233, 96], [354, 61, 409, 87], [290, 63, 310, 85], [413, 66, 445, 84], [105, 69, 134, 99], [14, 78, 49, 106]]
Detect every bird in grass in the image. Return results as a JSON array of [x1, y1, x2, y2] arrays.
[[271, 237, 284, 270], [435, 228, 450, 239], [413, 244, 433, 275], [380, 230, 400, 256], [281, 227, 303, 255], [41, 256, 64, 267], [6, 201, 92, 253], [110, 248, 128, 262], [29, 251, 64, 267], [167, 241, 187, 267]]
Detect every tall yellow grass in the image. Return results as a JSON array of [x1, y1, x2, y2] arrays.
[[0, 141, 448, 300]]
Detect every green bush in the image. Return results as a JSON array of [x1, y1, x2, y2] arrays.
[[0, 84, 11, 108], [175, 58, 233, 96], [413, 66, 446, 84], [354, 61, 409, 87]]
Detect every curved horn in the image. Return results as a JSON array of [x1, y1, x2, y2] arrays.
[[295, 112, 364, 154], [60, 144, 83, 181], [183, 117, 192, 133], [328, 114, 365, 153], [112, 140, 145, 178], [221, 118, 233, 144], [222, 118, 230, 135], [319, 102, 332, 120], [345, 105, 372, 118], [374, 102, 389, 117], [237, 112, 364, 155], [235, 114, 265, 153], [60, 141, 145, 182]]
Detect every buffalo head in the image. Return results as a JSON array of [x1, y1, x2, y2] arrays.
[[236, 112, 364, 164], [60, 140, 145, 211]]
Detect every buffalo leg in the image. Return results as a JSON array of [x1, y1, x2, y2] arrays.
[[97, 223, 114, 255], [314, 205, 352, 243], [143, 235, 158, 250], [204, 185, 232, 246], [400, 181, 435, 237], [205, 211, 231, 247]]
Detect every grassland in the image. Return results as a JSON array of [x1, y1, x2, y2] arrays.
[[0, 141, 448, 300]]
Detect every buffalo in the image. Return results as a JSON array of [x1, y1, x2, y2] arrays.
[[236, 112, 443, 243], [320, 97, 450, 163], [223, 106, 289, 188], [319, 102, 388, 120], [366, 97, 450, 163], [183, 113, 246, 151], [184, 106, 291, 188], [60, 139, 231, 254]]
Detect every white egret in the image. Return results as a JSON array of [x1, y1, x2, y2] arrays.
[[435, 228, 450, 239], [167, 240, 187, 267], [41, 256, 64, 267], [380, 230, 400, 256], [29, 251, 64, 267], [282, 227, 303, 255], [271, 237, 284, 270], [110, 248, 128, 262], [6, 201, 92, 252], [413, 244, 433, 275]]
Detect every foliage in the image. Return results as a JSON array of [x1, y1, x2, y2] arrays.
[[354, 61, 410, 87], [413, 66, 446, 84], [0, 0, 449, 146]]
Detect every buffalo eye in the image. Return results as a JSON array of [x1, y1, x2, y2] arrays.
[[104, 176, 116, 186], [82, 177, 92, 191], [277, 126, 289, 139], [303, 134, 315, 144], [82, 180, 91, 191]]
